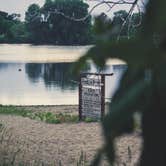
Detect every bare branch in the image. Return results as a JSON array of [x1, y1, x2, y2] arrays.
[[117, 0, 139, 41], [133, 3, 143, 28], [27, 0, 143, 40], [28, 0, 139, 22]]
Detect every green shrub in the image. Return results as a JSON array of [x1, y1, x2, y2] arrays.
[[0, 106, 82, 124]]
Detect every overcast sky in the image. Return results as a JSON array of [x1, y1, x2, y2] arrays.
[[0, 0, 44, 19], [0, 0, 134, 20]]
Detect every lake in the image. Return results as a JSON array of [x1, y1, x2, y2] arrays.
[[0, 44, 126, 105]]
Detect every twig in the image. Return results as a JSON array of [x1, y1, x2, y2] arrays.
[[117, 0, 139, 41], [27, 0, 138, 22]]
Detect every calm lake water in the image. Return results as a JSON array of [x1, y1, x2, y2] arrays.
[[0, 44, 126, 105]]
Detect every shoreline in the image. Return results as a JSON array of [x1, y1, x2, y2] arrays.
[[1, 104, 78, 107], [13, 105, 79, 115], [0, 104, 111, 116]]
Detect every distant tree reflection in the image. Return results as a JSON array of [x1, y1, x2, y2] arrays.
[[25, 63, 90, 90], [25, 63, 42, 82], [0, 64, 9, 70], [43, 63, 78, 90]]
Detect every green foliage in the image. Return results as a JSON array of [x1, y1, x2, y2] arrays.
[[25, 4, 41, 23], [0, 10, 28, 43], [75, 0, 166, 165], [0, 106, 99, 124], [92, 11, 143, 42], [0, 106, 79, 124], [10, 22, 29, 42], [84, 117, 98, 123], [0, 0, 93, 44], [0, 5, 142, 45], [93, 13, 112, 36], [25, 0, 93, 45], [25, 3, 43, 43], [112, 10, 129, 37]]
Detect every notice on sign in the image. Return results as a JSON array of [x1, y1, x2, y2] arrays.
[[81, 75, 102, 119]]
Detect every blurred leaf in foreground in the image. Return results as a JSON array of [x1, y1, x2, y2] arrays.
[[74, 0, 166, 165]]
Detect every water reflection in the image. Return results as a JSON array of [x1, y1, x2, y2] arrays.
[[113, 64, 127, 72], [0, 62, 126, 105], [0, 64, 9, 70], [25, 63, 90, 90], [25, 64, 42, 82]]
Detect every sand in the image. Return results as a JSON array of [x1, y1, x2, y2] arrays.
[[0, 105, 142, 166]]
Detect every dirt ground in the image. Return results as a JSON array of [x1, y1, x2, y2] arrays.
[[0, 105, 142, 166]]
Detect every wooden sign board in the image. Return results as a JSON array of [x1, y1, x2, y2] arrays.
[[79, 73, 113, 120]]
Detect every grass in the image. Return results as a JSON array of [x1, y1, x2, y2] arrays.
[[0, 106, 97, 124]]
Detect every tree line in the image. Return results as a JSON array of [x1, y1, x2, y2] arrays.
[[0, 0, 142, 45]]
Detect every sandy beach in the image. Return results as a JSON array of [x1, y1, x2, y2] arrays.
[[0, 105, 142, 165]]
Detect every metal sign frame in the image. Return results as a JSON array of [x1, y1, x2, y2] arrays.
[[79, 72, 113, 120]]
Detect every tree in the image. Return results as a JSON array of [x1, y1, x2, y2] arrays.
[[46, 0, 93, 45], [25, 0, 93, 45], [10, 22, 29, 43], [112, 10, 128, 36], [0, 10, 22, 43], [75, 0, 166, 165], [25, 4, 43, 43], [111, 10, 143, 38]]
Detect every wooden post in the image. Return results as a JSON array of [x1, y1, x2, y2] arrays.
[[101, 74, 105, 119], [79, 75, 82, 121]]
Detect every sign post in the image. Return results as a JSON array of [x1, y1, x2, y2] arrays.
[[79, 73, 113, 120]]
